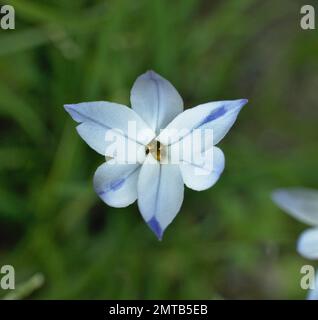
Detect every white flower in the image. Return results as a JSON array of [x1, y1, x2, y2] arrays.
[[272, 188, 318, 299], [308, 274, 318, 300], [64, 70, 247, 240]]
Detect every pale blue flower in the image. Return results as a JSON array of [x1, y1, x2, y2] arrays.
[[64, 70, 247, 240], [272, 188, 318, 299]]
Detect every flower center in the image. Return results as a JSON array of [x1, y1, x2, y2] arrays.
[[145, 140, 166, 162]]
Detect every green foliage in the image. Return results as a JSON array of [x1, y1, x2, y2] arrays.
[[0, 0, 317, 299]]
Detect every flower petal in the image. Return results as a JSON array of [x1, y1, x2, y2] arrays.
[[130, 70, 183, 134], [297, 228, 318, 259], [179, 147, 225, 191], [94, 161, 141, 208], [158, 99, 247, 149], [137, 155, 184, 240], [308, 272, 318, 300], [272, 188, 318, 226], [64, 101, 154, 156]]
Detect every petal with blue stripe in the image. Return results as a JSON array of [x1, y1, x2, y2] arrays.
[[94, 161, 141, 208], [137, 155, 184, 240], [64, 101, 154, 156], [180, 146, 225, 191], [158, 99, 248, 150], [130, 70, 183, 134]]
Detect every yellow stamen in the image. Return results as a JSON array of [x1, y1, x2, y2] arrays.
[[146, 140, 165, 162]]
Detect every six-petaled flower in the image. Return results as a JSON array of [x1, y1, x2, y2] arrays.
[[65, 70, 248, 240]]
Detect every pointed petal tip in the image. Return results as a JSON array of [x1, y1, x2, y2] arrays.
[[63, 104, 72, 111], [145, 70, 158, 79], [271, 189, 287, 206], [63, 103, 84, 122], [64, 103, 78, 114], [147, 216, 164, 241], [238, 98, 248, 107]]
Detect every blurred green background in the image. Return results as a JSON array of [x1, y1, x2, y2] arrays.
[[0, 0, 317, 299]]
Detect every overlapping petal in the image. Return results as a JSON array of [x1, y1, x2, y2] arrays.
[[179, 146, 225, 191], [64, 101, 154, 157], [137, 155, 184, 239], [131, 70, 183, 134], [94, 161, 141, 208]]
